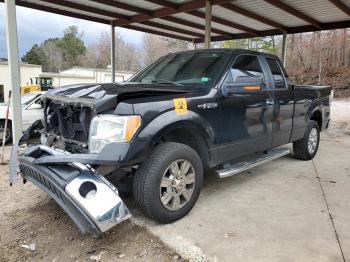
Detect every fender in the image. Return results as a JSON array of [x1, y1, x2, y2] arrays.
[[305, 99, 324, 124], [137, 109, 215, 146]]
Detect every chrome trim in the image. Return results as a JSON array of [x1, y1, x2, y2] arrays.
[[216, 148, 290, 178], [308, 128, 318, 154], [160, 159, 195, 211], [65, 169, 131, 233]]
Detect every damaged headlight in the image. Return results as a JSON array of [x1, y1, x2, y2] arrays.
[[89, 115, 141, 153]]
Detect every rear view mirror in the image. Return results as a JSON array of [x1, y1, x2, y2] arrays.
[[223, 76, 264, 96]]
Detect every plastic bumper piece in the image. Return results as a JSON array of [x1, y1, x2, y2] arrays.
[[18, 145, 131, 237]]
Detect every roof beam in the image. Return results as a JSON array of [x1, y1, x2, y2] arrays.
[[37, 0, 208, 38], [115, 0, 233, 26], [194, 20, 350, 43], [161, 16, 236, 38], [39, 0, 130, 21], [145, 0, 180, 10], [263, 0, 322, 28], [122, 25, 193, 41], [141, 20, 203, 37], [11, 0, 110, 24], [89, 0, 153, 16], [219, 3, 288, 32], [328, 0, 350, 16], [187, 10, 258, 35]]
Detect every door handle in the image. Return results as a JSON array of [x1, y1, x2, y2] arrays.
[[266, 99, 274, 106]]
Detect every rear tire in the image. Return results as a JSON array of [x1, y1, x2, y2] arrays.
[[133, 142, 203, 223], [0, 120, 12, 145], [293, 120, 320, 160]]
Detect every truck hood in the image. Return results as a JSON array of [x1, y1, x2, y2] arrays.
[[41, 82, 196, 112]]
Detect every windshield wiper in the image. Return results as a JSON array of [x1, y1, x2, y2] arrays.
[[153, 79, 184, 86]]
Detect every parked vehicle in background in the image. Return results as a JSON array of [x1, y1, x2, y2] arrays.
[[15, 49, 331, 237], [0, 91, 45, 143], [20, 77, 53, 95]]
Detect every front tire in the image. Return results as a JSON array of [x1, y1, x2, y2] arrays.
[[133, 142, 203, 223], [293, 120, 320, 160]]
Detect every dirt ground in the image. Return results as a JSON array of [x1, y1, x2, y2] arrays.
[[0, 161, 180, 262]]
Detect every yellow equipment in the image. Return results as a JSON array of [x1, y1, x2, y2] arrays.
[[21, 77, 53, 95]]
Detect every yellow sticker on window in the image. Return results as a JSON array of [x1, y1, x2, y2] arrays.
[[173, 98, 188, 114]]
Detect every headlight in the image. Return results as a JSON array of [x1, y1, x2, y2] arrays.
[[89, 115, 141, 153]]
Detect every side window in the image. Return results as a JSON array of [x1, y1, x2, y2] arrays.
[[228, 55, 264, 82], [266, 58, 286, 89]]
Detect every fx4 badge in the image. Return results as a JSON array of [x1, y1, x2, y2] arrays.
[[198, 103, 218, 109]]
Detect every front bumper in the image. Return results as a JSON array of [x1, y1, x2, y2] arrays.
[[18, 145, 131, 237]]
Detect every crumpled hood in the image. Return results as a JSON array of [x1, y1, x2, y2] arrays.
[[41, 82, 195, 112]]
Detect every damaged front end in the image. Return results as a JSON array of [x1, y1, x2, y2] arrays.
[[10, 87, 134, 237], [17, 145, 131, 237]]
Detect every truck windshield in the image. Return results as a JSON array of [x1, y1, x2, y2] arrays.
[[130, 51, 230, 88]]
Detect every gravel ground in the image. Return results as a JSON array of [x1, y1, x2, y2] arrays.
[[0, 159, 181, 262]]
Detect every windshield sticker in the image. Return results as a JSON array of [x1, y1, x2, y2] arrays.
[[173, 98, 188, 115], [201, 77, 209, 82]]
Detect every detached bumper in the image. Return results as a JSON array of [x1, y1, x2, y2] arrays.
[[18, 145, 131, 237]]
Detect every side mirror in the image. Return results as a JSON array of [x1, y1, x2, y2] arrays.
[[223, 76, 264, 96]]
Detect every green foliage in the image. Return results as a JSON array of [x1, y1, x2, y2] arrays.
[[220, 39, 248, 49], [21, 25, 86, 71], [56, 26, 86, 67], [259, 37, 278, 54], [220, 37, 277, 54], [21, 44, 43, 65]]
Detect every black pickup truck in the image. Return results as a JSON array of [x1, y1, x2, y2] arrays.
[[13, 49, 331, 236]]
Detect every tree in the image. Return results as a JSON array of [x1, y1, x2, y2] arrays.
[[41, 39, 64, 72], [142, 34, 168, 66], [21, 44, 43, 65], [141, 34, 191, 66], [220, 39, 248, 49], [57, 25, 86, 68]]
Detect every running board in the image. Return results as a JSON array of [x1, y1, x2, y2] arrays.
[[216, 148, 290, 178]]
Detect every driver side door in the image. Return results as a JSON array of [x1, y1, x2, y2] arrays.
[[217, 54, 274, 163]]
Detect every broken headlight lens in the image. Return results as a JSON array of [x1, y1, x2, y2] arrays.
[[89, 115, 141, 153]]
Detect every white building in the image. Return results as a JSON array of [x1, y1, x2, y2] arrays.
[[0, 61, 42, 102], [40, 66, 134, 87], [0, 62, 135, 103]]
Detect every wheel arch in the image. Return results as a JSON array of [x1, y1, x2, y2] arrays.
[[310, 109, 323, 131], [137, 110, 215, 170]]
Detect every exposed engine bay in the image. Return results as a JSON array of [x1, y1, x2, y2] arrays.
[[42, 99, 94, 153]]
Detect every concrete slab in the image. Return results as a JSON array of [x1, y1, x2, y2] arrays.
[[136, 132, 348, 261], [313, 133, 350, 261]]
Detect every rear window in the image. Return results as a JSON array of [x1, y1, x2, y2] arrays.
[[266, 58, 287, 89]]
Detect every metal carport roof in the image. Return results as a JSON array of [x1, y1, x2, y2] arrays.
[[2, 0, 350, 43]]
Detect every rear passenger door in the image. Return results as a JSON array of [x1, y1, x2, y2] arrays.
[[262, 56, 294, 147]]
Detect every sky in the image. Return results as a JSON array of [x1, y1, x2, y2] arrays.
[[0, 3, 144, 59]]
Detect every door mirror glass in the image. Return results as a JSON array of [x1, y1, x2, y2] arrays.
[[223, 76, 264, 95], [223, 55, 265, 96]]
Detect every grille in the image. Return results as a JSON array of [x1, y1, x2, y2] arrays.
[[47, 104, 93, 142], [20, 164, 66, 205]]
